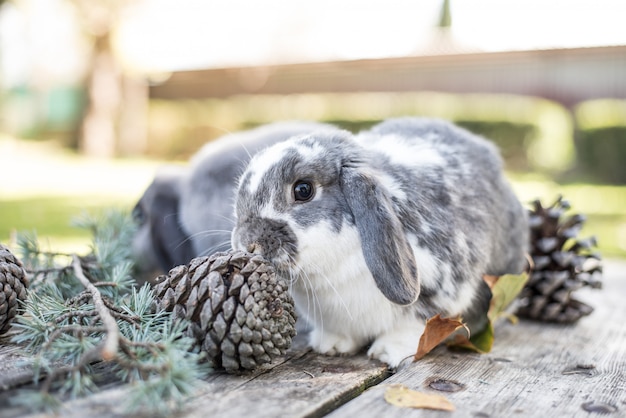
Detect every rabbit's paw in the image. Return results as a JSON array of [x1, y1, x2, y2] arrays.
[[367, 326, 423, 368], [309, 328, 361, 356]]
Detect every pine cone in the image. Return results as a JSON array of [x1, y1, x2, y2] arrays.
[[154, 250, 297, 372], [0, 244, 29, 335], [517, 196, 602, 323]]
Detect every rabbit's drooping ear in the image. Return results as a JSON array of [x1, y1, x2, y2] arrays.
[[340, 167, 420, 305], [133, 168, 195, 273], [149, 190, 194, 272]]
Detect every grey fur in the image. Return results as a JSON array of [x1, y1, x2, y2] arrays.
[[181, 121, 336, 257], [131, 121, 335, 274], [232, 117, 529, 336], [131, 167, 192, 276], [340, 166, 420, 305], [367, 117, 529, 276]]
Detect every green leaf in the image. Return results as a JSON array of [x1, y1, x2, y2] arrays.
[[471, 321, 494, 352], [444, 272, 528, 355], [447, 321, 494, 354], [488, 273, 529, 323]]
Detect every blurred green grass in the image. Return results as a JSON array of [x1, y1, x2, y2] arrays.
[[508, 173, 626, 258], [1, 196, 135, 254], [1, 137, 625, 259], [2, 179, 624, 258], [0, 136, 164, 253]]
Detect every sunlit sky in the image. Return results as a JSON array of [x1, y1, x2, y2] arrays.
[[1, 0, 625, 86]]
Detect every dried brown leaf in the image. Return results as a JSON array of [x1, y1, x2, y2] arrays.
[[482, 274, 499, 289], [414, 314, 467, 361], [448, 321, 494, 353], [384, 384, 455, 411]]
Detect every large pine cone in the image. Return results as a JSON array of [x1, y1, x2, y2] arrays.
[[517, 196, 602, 323], [0, 244, 29, 335], [154, 250, 297, 372]]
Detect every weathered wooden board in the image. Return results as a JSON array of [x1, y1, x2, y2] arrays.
[[1, 261, 624, 418], [327, 261, 626, 418], [182, 349, 388, 418], [0, 343, 34, 391], [0, 333, 389, 418]]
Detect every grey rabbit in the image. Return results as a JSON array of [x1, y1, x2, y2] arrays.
[[131, 121, 335, 276], [231, 117, 529, 367], [132, 166, 191, 279]]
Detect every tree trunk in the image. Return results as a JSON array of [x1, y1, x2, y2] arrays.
[[79, 32, 120, 157], [117, 74, 148, 156]]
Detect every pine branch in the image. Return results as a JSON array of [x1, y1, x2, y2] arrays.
[[9, 209, 209, 415], [70, 254, 119, 361], [40, 344, 102, 395]]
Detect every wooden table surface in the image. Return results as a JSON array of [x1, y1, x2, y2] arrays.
[[1, 261, 624, 418]]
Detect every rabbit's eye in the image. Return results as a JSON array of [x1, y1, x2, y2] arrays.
[[132, 204, 146, 225], [293, 180, 314, 202]]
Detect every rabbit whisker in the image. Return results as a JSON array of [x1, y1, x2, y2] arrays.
[[174, 229, 232, 252], [197, 240, 233, 257], [162, 212, 180, 223], [190, 229, 233, 237], [306, 261, 354, 322], [233, 138, 253, 161], [282, 249, 323, 336], [206, 212, 236, 226]]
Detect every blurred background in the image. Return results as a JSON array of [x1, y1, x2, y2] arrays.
[[1, 0, 625, 257]]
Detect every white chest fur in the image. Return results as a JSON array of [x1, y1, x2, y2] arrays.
[[290, 221, 402, 343]]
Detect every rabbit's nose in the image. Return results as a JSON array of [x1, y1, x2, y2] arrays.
[[247, 242, 262, 254]]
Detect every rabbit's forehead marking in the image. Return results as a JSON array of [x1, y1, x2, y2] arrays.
[[258, 198, 282, 219], [245, 139, 325, 195], [245, 140, 294, 195]]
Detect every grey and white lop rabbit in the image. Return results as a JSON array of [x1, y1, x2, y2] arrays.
[[132, 121, 334, 275], [231, 117, 529, 367]]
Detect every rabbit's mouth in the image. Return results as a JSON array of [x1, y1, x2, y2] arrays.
[[232, 217, 299, 272], [269, 256, 296, 275]]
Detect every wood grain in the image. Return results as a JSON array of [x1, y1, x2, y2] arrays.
[[0, 261, 624, 418], [327, 261, 626, 417], [0, 333, 389, 418]]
